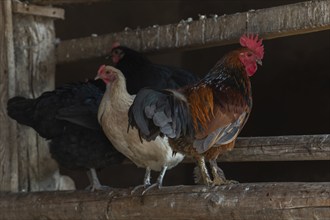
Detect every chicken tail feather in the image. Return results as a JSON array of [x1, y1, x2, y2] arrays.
[[7, 96, 36, 127], [128, 88, 194, 142]]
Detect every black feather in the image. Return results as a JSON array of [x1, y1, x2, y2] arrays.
[[111, 46, 200, 95], [8, 45, 199, 186], [7, 80, 125, 172]]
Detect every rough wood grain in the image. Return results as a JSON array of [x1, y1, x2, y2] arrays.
[[9, 13, 75, 192], [219, 134, 330, 162], [0, 0, 19, 192], [0, 8, 74, 192], [29, 0, 111, 5], [0, 183, 329, 220], [12, 1, 65, 20], [120, 134, 330, 164], [56, 0, 330, 63]]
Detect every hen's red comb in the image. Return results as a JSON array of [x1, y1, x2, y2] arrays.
[[98, 64, 106, 75], [240, 34, 264, 59], [111, 42, 120, 50]]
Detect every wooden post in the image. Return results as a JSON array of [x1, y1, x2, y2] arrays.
[[0, 183, 329, 220], [0, 0, 18, 192], [0, 1, 74, 192]]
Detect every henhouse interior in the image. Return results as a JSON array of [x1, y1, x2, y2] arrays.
[[0, 0, 329, 219]]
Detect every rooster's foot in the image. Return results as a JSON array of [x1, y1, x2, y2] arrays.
[[196, 157, 213, 186], [209, 159, 238, 186], [212, 177, 239, 186]]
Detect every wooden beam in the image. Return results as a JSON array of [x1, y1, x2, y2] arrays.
[[56, 0, 330, 63], [0, 183, 329, 220], [12, 1, 65, 20], [218, 134, 330, 162], [9, 13, 74, 191], [122, 134, 330, 164], [0, 7, 74, 192], [29, 0, 111, 5], [0, 0, 19, 192]]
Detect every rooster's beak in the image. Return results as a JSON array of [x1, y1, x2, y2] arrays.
[[95, 75, 100, 80], [256, 59, 262, 66]]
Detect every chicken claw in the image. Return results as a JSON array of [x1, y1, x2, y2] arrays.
[[197, 157, 213, 186], [131, 167, 151, 195], [86, 168, 111, 192], [209, 160, 238, 186], [141, 166, 167, 195]]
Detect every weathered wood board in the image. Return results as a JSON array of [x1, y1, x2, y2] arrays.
[[0, 2, 74, 192], [0, 183, 329, 220], [30, 0, 111, 5], [56, 0, 330, 63]]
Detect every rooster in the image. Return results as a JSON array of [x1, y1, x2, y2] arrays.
[[7, 80, 126, 191], [128, 34, 264, 185], [96, 65, 184, 193], [110, 43, 200, 94]]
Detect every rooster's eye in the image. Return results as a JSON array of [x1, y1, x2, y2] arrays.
[[247, 52, 252, 57]]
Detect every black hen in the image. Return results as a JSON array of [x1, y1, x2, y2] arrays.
[[7, 46, 199, 191], [110, 45, 200, 95], [7, 79, 125, 191]]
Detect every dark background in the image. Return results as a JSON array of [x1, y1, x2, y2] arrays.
[[54, 0, 330, 189]]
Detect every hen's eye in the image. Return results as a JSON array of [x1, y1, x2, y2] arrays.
[[115, 49, 124, 55], [247, 52, 252, 57]]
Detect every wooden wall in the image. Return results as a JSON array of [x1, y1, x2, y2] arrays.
[[0, 1, 74, 192]]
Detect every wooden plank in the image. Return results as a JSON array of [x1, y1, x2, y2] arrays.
[[0, 183, 329, 220], [0, 1, 66, 192], [0, 0, 19, 192], [56, 0, 330, 63], [30, 0, 111, 5], [10, 13, 74, 192], [12, 1, 65, 20], [120, 134, 330, 164], [218, 134, 330, 162]]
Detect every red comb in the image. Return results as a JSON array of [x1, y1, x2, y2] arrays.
[[240, 34, 264, 59], [111, 42, 120, 50], [98, 64, 106, 75]]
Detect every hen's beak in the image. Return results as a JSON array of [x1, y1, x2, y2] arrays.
[[96, 65, 106, 80], [256, 59, 262, 66]]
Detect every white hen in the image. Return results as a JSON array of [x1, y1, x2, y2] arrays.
[[96, 65, 184, 192]]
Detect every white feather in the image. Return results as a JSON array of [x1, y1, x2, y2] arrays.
[[98, 67, 184, 172]]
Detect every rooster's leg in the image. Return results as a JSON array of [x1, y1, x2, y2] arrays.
[[86, 168, 110, 191], [197, 157, 212, 186], [131, 167, 151, 194], [142, 166, 167, 195], [209, 159, 238, 185]]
